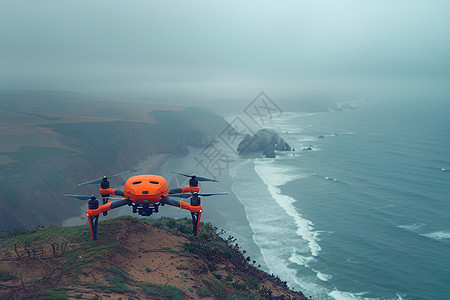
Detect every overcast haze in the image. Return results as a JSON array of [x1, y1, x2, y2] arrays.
[[1, 0, 450, 102]]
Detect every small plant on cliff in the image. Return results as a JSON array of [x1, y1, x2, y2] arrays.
[[138, 283, 184, 300], [0, 269, 16, 281]]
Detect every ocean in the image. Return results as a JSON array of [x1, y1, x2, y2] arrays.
[[75, 97, 450, 299], [225, 99, 450, 300]]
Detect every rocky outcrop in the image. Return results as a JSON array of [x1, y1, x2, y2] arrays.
[[237, 129, 291, 158]]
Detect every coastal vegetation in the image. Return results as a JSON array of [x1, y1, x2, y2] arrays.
[[0, 216, 307, 299]]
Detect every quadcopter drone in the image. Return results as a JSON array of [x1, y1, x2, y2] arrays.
[[65, 171, 228, 239]]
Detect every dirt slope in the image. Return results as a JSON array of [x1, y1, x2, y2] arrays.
[[0, 217, 308, 299]]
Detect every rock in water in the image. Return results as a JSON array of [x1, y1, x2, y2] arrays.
[[237, 128, 291, 158]]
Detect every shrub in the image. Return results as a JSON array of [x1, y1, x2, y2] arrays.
[[0, 269, 16, 281], [167, 219, 177, 228], [140, 283, 184, 300], [198, 287, 212, 297], [207, 262, 217, 272]]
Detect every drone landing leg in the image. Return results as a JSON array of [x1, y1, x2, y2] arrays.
[[160, 197, 203, 235], [86, 199, 132, 240], [191, 212, 202, 235], [88, 215, 99, 240]]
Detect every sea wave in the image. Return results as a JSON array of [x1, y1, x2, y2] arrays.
[[329, 291, 406, 300], [254, 159, 321, 257], [421, 230, 450, 240], [397, 223, 425, 232], [328, 290, 378, 300], [315, 270, 333, 282]]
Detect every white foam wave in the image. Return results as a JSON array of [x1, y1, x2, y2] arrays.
[[398, 223, 425, 232], [395, 293, 405, 300], [295, 136, 319, 142], [421, 230, 450, 240], [346, 257, 364, 264], [315, 270, 333, 282], [255, 159, 322, 257], [329, 291, 405, 300], [313, 173, 338, 182], [255, 159, 306, 187], [289, 252, 315, 267], [325, 176, 338, 182], [329, 290, 377, 300]]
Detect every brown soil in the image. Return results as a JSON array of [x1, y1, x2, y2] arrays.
[[0, 218, 308, 299]]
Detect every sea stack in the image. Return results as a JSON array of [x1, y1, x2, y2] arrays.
[[237, 128, 291, 158]]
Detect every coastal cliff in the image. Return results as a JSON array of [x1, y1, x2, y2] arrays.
[[0, 217, 308, 299], [0, 92, 231, 232]]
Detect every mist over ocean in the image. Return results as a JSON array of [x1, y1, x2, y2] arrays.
[[227, 99, 450, 300]]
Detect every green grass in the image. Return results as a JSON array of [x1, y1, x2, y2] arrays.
[[138, 282, 184, 300], [214, 272, 222, 280], [198, 287, 213, 297], [108, 266, 130, 279], [103, 274, 135, 294], [0, 269, 16, 281], [0, 223, 86, 249], [226, 274, 233, 283], [242, 275, 259, 289], [141, 216, 217, 240], [203, 278, 228, 297], [0, 217, 124, 280], [162, 247, 179, 253], [38, 286, 68, 300], [208, 261, 217, 272]]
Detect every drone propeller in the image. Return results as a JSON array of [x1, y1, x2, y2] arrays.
[[64, 194, 96, 200], [77, 171, 130, 186], [65, 193, 131, 240], [169, 171, 219, 183], [170, 192, 229, 199], [65, 194, 126, 201]]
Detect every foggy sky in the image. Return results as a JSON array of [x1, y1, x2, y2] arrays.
[[1, 0, 449, 102]]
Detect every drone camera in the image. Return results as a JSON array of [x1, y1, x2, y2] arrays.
[[133, 203, 160, 216]]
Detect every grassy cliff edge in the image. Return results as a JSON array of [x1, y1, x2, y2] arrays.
[[0, 217, 308, 300]]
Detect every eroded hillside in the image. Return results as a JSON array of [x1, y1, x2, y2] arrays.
[[0, 217, 307, 299]]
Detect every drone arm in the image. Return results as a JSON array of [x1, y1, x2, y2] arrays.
[[159, 197, 181, 207], [168, 186, 200, 195], [181, 186, 200, 193], [86, 199, 132, 217], [180, 201, 202, 213], [159, 197, 202, 213], [159, 197, 203, 235], [99, 188, 125, 197]]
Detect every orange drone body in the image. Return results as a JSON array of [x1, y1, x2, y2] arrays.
[[98, 174, 200, 205], [123, 175, 169, 204]]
